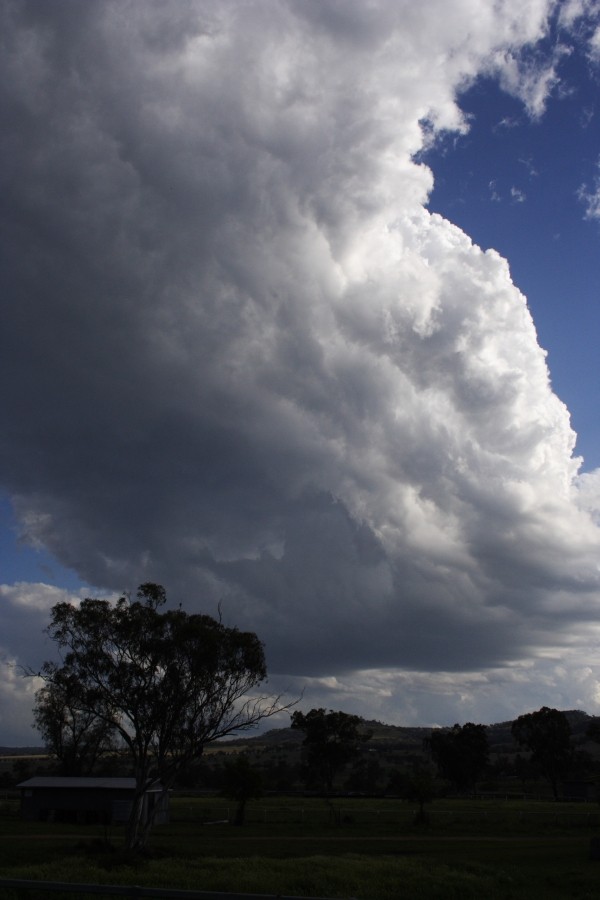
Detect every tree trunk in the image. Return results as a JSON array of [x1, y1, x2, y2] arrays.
[[233, 798, 246, 826], [125, 790, 147, 853]]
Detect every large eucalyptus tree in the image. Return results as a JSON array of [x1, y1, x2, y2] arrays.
[[34, 583, 287, 850]]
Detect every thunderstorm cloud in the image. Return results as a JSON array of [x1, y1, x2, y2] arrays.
[[2, 0, 600, 741]]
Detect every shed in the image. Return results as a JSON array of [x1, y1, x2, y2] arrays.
[[18, 777, 169, 825]]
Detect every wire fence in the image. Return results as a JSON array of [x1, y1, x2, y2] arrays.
[[169, 801, 600, 830], [3, 792, 600, 831]]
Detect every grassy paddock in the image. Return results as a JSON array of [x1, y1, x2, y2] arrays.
[[1, 796, 600, 899]]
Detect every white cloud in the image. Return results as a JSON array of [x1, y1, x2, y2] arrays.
[[0, 583, 97, 669], [578, 161, 600, 219], [271, 638, 600, 727], [574, 469, 600, 523], [559, 0, 592, 29], [558, 0, 600, 60], [0, 655, 41, 747], [1, 1, 600, 741], [590, 25, 600, 59], [0, 582, 92, 745], [0, 582, 123, 745], [492, 51, 561, 119], [489, 180, 502, 201], [0, 582, 87, 613]]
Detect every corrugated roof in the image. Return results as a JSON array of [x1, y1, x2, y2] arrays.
[[17, 777, 163, 791]]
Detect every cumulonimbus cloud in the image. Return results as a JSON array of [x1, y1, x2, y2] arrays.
[[2, 0, 600, 733]]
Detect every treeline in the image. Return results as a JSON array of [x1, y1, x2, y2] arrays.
[[8, 706, 600, 803], [185, 706, 600, 802]]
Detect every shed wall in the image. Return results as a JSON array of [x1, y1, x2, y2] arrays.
[[20, 786, 168, 825]]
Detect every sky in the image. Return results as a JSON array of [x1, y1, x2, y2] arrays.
[[2, 0, 600, 745]]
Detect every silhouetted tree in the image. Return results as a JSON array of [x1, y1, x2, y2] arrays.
[[291, 709, 371, 793], [221, 754, 263, 826], [261, 756, 300, 792], [33, 668, 116, 775], [386, 767, 409, 796], [344, 756, 383, 794], [587, 717, 600, 745], [511, 707, 572, 800], [428, 722, 489, 792], [405, 763, 438, 824], [32, 583, 289, 851]]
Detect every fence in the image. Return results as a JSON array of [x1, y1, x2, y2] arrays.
[[168, 801, 600, 830]]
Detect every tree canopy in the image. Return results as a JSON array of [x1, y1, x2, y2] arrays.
[[511, 706, 572, 799], [33, 667, 116, 776], [291, 708, 371, 793], [220, 755, 264, 826], [428, 722, 489, 792], [33, 583, 287, 849]]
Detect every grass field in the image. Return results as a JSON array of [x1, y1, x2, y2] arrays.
[[1, 795, 600, 899]]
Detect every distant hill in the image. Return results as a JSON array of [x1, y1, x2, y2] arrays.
[[0, 747, 45, 756], [228, 709, 598, 756], [231, 718, 432, 751]]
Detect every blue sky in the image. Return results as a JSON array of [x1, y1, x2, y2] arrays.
[[2, 1, 600, 744], [424, 46, 600, 470], [0, 497, 84, 589]]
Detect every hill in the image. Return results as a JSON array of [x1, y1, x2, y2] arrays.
[[0, 747, 45, 756], [237, 709, 596, 751]]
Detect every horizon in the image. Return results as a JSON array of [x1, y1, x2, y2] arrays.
[[3, 704, 596, 753]]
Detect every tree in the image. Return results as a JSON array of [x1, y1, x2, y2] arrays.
[[33, 583, 288, 851], [291, 708, 371, 794], [220, 754, 263, 826], [33, 668, 116, 775], [586, 717, 600, 745], [427, 722, 489, 793], [344, 757, 383, 794], [511, 707, 572, 800], [404, 763, 438, 825]]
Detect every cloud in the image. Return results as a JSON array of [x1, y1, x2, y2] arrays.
[[2, 0, 600, 738], [578, 160, 600, 219], [559, 0, 600, 65], [492, 51, 561, 119], [518, 157, 539, 178], [0, 582, 97, 745], [0, 582, 100, 662], [489, 180, 501, 202], [0, 658, 41, 747], [488, 4, 600, 120], [276, 642, 600, 728]]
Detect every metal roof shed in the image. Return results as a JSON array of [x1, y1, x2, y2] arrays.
[[18, 776, 169, 826]]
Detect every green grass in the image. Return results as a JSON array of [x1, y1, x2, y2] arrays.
[[1, 797, 600, 899], [0, 853, 533, 900]]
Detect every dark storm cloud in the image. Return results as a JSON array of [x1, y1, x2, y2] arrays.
[[3, 0, 600, 732]]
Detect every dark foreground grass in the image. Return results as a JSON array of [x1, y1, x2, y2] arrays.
[[1, 798, 600, 899]]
